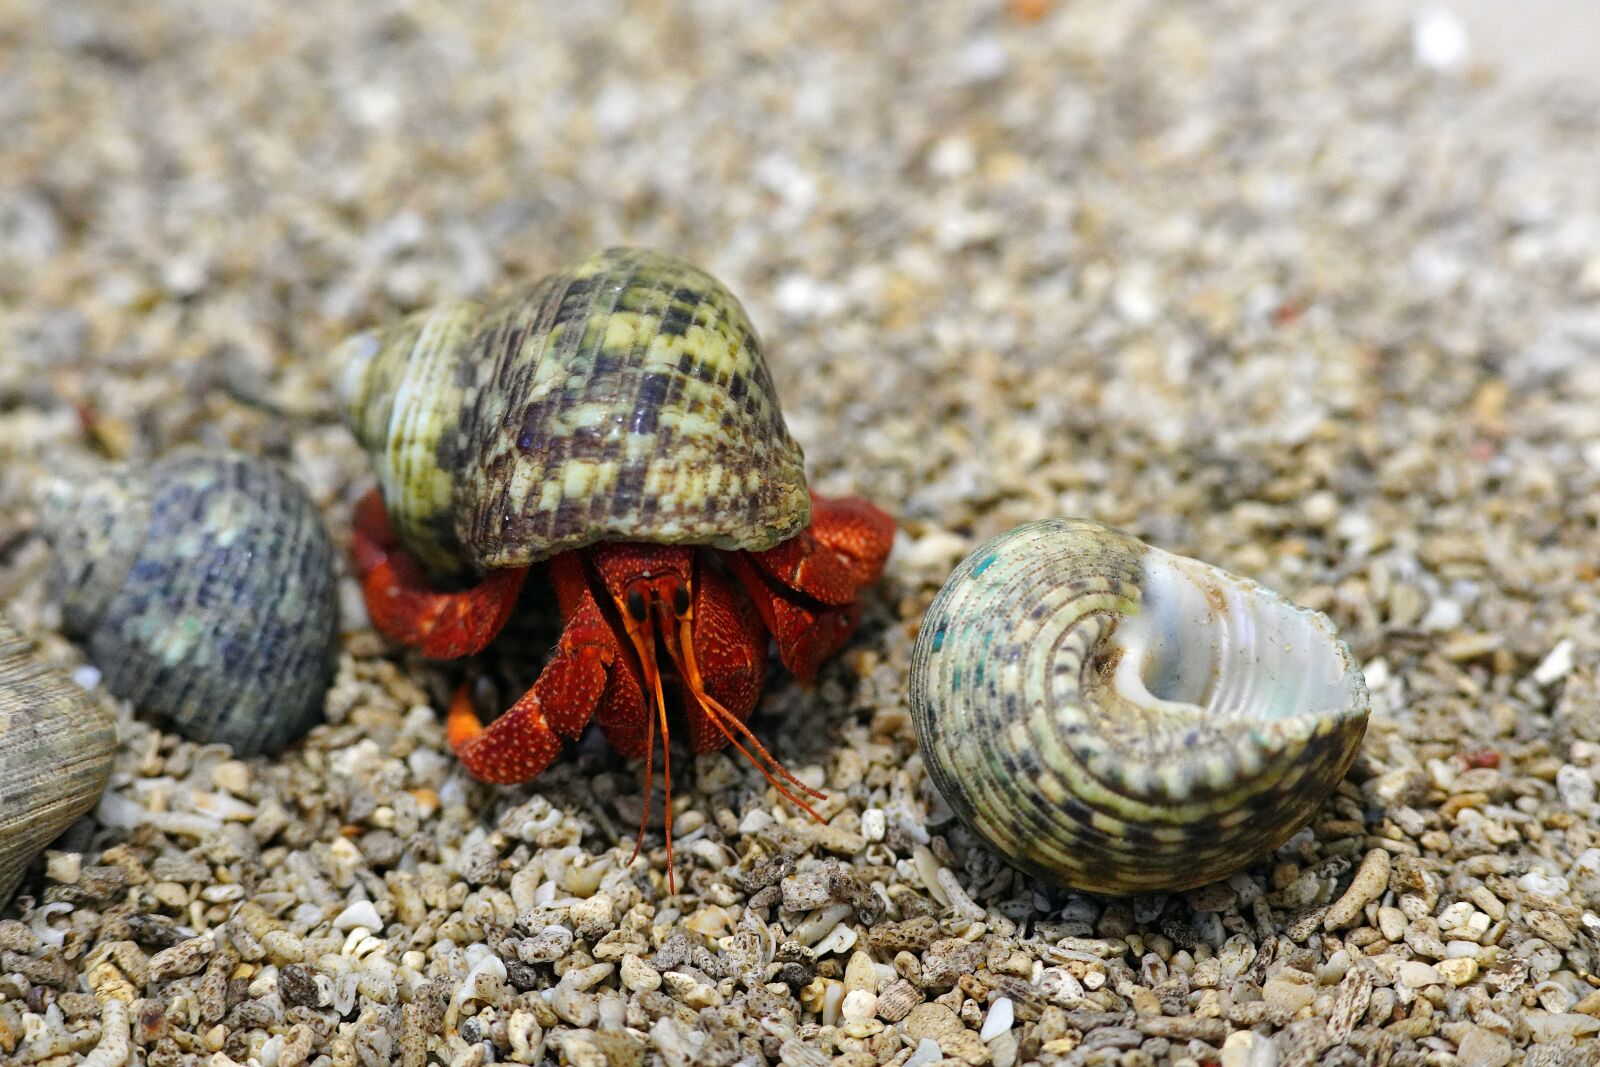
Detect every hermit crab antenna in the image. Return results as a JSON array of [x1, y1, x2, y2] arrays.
[[665, 613, 828, 818], [619, 606, 678, 893]]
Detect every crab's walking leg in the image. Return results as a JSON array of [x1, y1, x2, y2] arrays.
[[352, 488, 527, 659], [674, 563, 766, 755], [665, 563, 827, 818], [448, 553, 636, 784], [727, 492, 895, 682]]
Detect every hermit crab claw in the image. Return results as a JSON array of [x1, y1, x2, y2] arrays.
[[908, 519, 1369, 895]]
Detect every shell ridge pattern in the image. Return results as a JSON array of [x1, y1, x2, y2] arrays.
[[447, 247, 809, 569], [47, 468, 157, 638], [909, 518, 1368, 893], [454, 265, 590, 563], [228, 468, 321, 740], [388, 306, 477, 570], [610, 259, 689, 517], [0, 617, 116, 904], [555, 252, 642, 523], [336, 299, 484, 579], [102, 457, 253, 738], [46, 450, 339, 757], [1021, 527, 1198, 804], [492, 268, 599, 554]]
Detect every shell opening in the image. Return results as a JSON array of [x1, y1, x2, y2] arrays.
[[1107, 549, 1361, 724]]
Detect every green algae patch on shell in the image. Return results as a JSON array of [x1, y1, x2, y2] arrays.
[[0, 616, 115, 906], [39, 449, 339, 757], [908, 519, 1370, 895], [331, 247, 811, 576]]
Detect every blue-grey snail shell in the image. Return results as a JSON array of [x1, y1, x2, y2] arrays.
[[38, 449, 338, 757], [909, 519, 1370, 894]]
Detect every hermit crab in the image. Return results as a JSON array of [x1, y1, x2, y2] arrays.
[[333, 247, 894, 882], [909, 520, 1369, 894], [36, 449, 339, 756]]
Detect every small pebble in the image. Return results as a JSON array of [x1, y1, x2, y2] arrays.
[[619, 954, 660, 993], [841, 989, 877, 1024], [860, 808, 887, 842], [1377, 906, 1407, 942], [1455, 1025, 1513, 1067], [1398, 962, 1443, 988], [979, 996, 1014, 1041], [1324, 849, 1390, 930], [333, 901, 383, 931]]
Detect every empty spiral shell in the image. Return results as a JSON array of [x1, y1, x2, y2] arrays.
[[38, 449, 339, 757], [0, 616, 115, 905], [909, 519, 1370, 894]]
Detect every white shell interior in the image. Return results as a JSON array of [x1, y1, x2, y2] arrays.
[[1108, 548, 1361, 723]]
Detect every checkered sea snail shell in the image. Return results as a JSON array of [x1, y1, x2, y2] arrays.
[[0, 615, 114, 905], [332, 245, 810, 578], [37, 449, 339, 757], [908, 520, 1370, 894]]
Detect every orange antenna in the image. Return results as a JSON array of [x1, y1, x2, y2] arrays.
[[619, 606, 678, 893], [664, 615, 827, 819]]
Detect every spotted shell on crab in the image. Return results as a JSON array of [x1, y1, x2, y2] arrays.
[[333, 245, 812, 580], [330, 247, 895, 891], [37, 449, 339, 757], [909, 519, 1369, 894]]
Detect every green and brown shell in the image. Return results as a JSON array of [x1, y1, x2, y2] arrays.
[[38, 449, 339, 757], [0, 616, 115, 906], [908, 520, 1369, 895], [333, 247, 810, 579]]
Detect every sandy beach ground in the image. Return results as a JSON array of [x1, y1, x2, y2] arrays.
[[1367, 1, 1600, 92], [4, 1, 1600, 1064]]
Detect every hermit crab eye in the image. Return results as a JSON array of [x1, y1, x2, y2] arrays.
[[626, 590, 647, 621], [672, 585, 690, 616]]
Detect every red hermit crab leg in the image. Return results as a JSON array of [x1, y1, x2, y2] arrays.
[[728, 492, 896, 683], [653, 569, 828, 816], [352, 489, 528, 660], [444, 555, 622, 784], [614, 585, 678, 890]]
